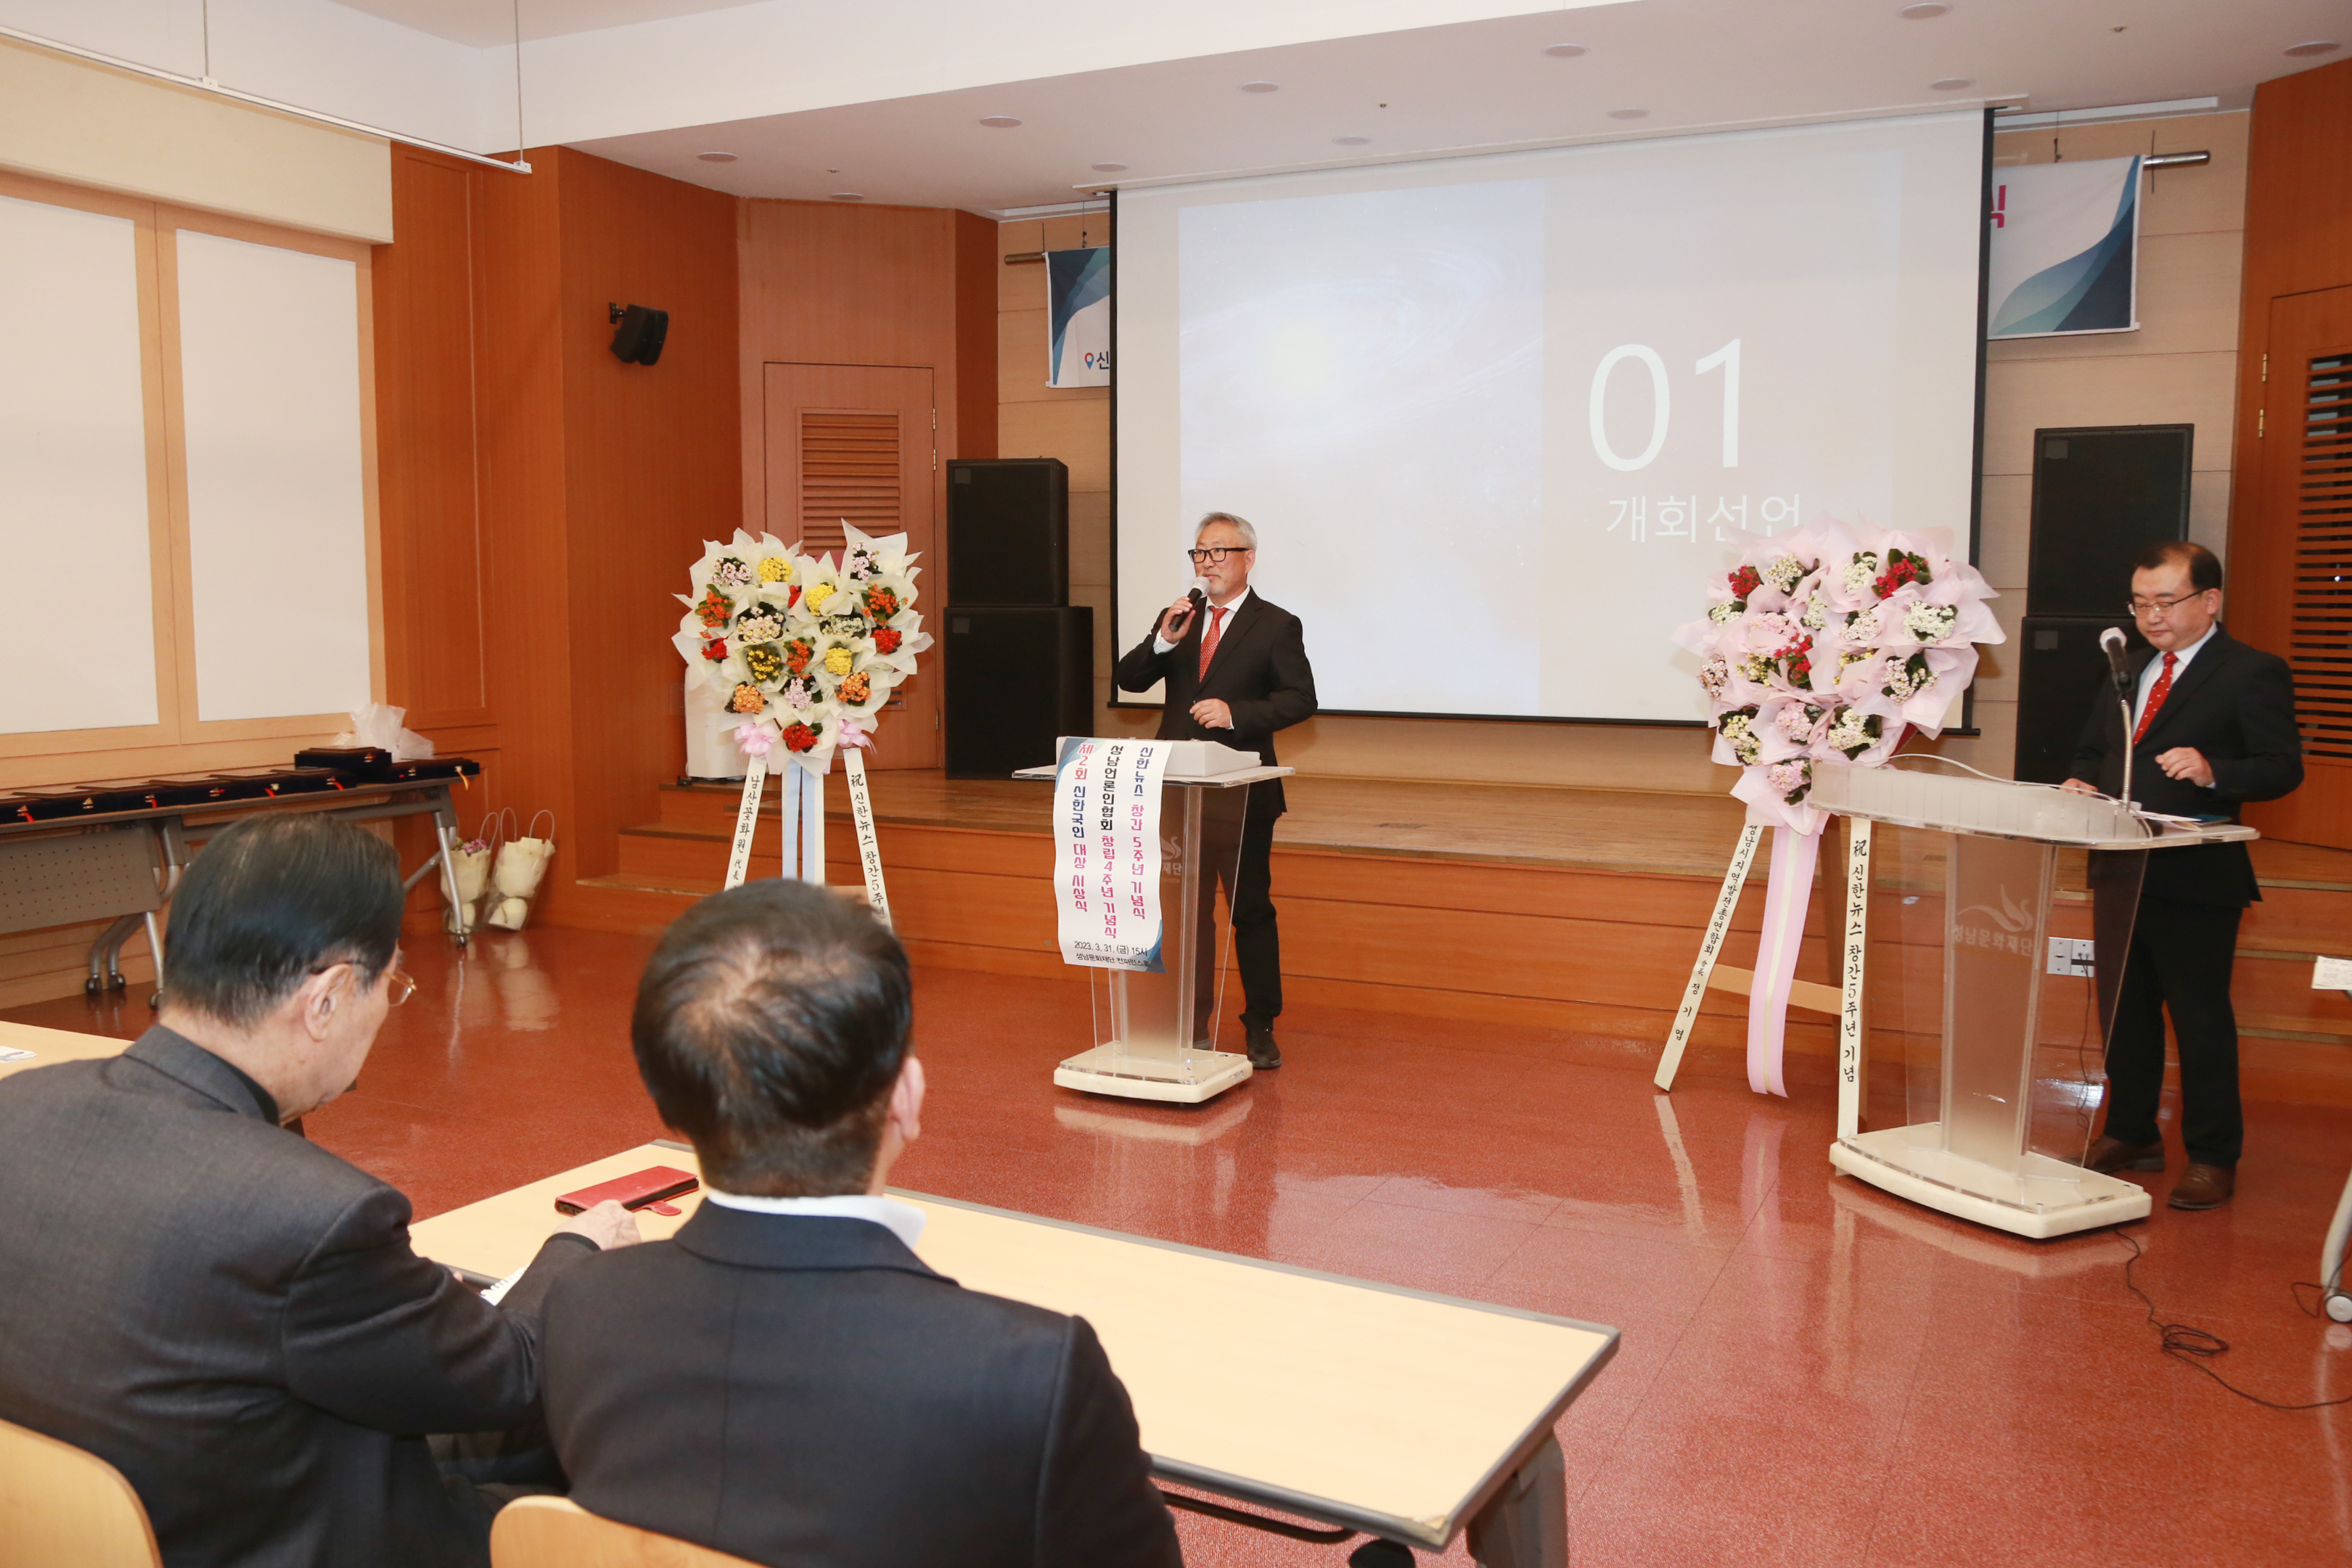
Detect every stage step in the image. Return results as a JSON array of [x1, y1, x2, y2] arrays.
[[604, 772, 2352, 1101]]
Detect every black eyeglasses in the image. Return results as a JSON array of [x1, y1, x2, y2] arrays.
[[1187, 546, 1247, 564], [2127, 592, 2207, 617]]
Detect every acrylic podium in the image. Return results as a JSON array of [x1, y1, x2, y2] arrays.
[[1811, 758, 2255, 1239], [1017, 742, 1290, 1105]]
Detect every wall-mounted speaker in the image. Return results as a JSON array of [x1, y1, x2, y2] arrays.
[[608, 303, 669, 365]]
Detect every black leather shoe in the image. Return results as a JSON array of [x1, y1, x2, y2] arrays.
[[1245, 1025, 1282, 1070], [2083, 1134, 2165, 1175]]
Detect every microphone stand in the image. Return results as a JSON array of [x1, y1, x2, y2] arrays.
[[2118, 691, 2136, 818]]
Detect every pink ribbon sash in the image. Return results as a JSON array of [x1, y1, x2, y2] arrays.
[[1745, 821, 1826, 1097]]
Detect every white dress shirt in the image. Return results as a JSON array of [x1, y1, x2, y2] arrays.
[[1154, 584, 1252, 655], [2133, 623, 2216, 733], [701, 1189, 927, 1248]]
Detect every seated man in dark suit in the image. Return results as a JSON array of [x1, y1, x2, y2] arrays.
[[0, 814, 638, 1568], [540, 879, 1182, 1568]]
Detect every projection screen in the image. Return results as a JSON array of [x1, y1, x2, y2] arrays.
[[1113, 109, 1989, 723]]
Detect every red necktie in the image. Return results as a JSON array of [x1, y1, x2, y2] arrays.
[[2131, 651, 2177, 744], [1197, 606, 1227, 681]]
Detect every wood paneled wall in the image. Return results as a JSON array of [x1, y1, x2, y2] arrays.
[[998, 118, 2253, 792], [736, 199, 998, 541], [553, 152, 741, 886], [2232, 59, 2352, 849], [376, 145, 741, 932]]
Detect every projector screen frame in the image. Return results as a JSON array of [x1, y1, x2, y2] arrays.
[[1105, 109, 1998, 736]]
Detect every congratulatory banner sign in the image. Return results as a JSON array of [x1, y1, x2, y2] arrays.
[[1052, 737, 1172, 972], [1986, 154, 2142, 339]]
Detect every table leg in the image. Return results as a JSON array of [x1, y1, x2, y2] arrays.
[[142, 910, 166, 1009], [429, 787, 468, 948], [86, 914, 142, 993], [1466, 1434, 1566, 1568]]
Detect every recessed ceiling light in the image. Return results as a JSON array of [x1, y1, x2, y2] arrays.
[[1900, 2, 1950, 17], [1607, 107, 1649, 120], [979, 115, 1023, 128], [1544, 44, 1587, 57], [1334, 135, 1371, 146], [829, 192, 865, 202], [1091, 162, 1129, 173], [695, 151, 737, 163], [1240, 81, 1279, 93], [2285, 40, 2340, 57], [1930, 77, 1975, 90]]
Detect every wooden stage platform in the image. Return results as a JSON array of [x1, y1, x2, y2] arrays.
[[586, 771, 2352, 1102]]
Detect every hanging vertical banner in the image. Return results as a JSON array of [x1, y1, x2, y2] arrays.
[[1986, 155, 2142, 338], [1046, 247, 1111, 387], [1051, 736, 1172, 969]]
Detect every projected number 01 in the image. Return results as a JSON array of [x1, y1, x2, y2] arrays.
[[1588, 339, 1741, 471]]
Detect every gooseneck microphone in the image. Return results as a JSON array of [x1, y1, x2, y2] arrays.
[[2100, 625, 2136, 815], [2099, 625, 2132, 697]]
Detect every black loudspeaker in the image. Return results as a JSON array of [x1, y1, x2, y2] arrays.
[[948, 459, 1069, 605], [608, 303, 668, 365], [2014, 615, 2147, 784], [943, 607, 1093, 779], [2026, 424, 2192, 615]]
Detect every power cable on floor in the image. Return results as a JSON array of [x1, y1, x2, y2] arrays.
[[2118, 1226, 2352, 1411]]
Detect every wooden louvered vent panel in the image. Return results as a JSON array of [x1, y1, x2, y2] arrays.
[[2292, 351, 2352, 760], [799, 411, 899, 557]]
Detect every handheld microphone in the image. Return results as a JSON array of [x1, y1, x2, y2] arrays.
[[1188, 575, 1210, 614], [2099, 626, 2132, 697]]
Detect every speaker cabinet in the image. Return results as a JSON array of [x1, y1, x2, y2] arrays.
[[2026, 424, 2192, 616], [948, 459, 1068, 606], [944, 606, 1094, 779], [2014, 615, 2147, 784]]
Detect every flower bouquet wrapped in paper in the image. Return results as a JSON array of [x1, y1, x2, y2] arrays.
[[441, 814, 497, 935], [485, 809, 556, 932]]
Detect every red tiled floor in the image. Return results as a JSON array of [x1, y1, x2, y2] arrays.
[[9, 924, 2352, 1566]]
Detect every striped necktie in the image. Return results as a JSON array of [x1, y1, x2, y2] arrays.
[[2132, 651, 2177, 744], [1197, 606, 1228, 681]]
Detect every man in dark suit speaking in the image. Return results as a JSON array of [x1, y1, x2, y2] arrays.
[[541, 880, 1180, 1568], [1114, 512, 1318, 1070], [2065, 541, 2303, 1211], [0, 814, 636, 1568]]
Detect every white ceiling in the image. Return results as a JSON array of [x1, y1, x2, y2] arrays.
[[332, 0, 771, 48], [556, 0, 2345, 214]]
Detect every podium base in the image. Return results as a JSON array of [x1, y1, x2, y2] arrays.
[[1830, 1125, 2152, 1239], [1053, 1045, 1253, 1104]]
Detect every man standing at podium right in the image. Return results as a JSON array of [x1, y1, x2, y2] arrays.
[[1115, 512, 1317, 1071], [2063, 542, 2302, 1212]]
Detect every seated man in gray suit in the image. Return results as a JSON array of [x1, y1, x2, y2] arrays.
[[541, 880, 1183, 1568], [0, 814, 638, 1568]]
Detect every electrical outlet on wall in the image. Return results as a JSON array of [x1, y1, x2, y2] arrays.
[[2046, 937, 2096, 977]]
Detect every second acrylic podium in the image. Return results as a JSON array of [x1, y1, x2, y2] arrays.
[[1811, 758, 2256, 1238], [1020, 749, 1290, 1104]]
